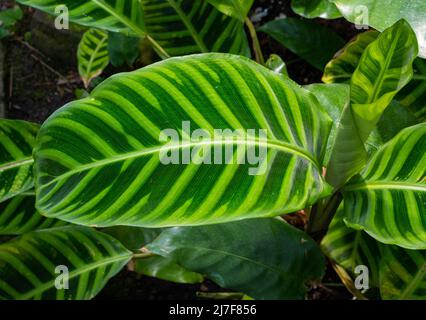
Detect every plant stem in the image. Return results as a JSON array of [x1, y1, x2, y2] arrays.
[[245, 17, 265, 65], [132, 252, 156, 259]]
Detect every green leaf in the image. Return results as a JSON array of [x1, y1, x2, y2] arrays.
[[102, 226, 162, 251], [265, 54, 288, 76], [343, 123, 426, 250], [321, 206, 381, 288], [147, 218, 325, 299], [0, 119, 39, 203], [326, 20, 419, 188], [258, 18, 345, 70], [291, 0, 342, 19], [331, 0, 426, 58], [0, 6, 23, 27], [322, 30, 379, 84], [0, 192, 66, 235], [107, 32, 140, 67], [0, 226, 132, 299], [303, 83, 350, 165], [34, 53, 332, 227], [134, 256, 204, 284], [206, 0, 254, 21], [78, 29, 109, 88], [379, 245, 426, 300]]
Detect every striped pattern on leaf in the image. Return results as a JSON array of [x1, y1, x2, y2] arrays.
[[0, 119, 39, 203], [379, 245, 426, 300], [0, 226, 132, 299], [0, 192, 65, 235], [140, 0, 250, 56], [343, 123, 426, 250], [34, 53, 332, 228], [147, 218, 325, 299], [16, 0, 144, 36], [78, 29, 109, 88]]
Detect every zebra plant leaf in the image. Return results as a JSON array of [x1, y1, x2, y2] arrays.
[[331, 0, 426, 58], [0, 226, 132, 299], [291, 0, 342, 19], [379, 245, 426, 300], [34, 53, 332, 227], [343, 123, 426, 250], [326, 20, 418, 188], [0, 119, 39, 203], [78, 29, 109, 88], [206, 0, 254, 21], [147, 218, 325, 299], [0, 192, 65, 235]]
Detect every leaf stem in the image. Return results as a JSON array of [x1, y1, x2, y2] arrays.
[[132, 252, 156, 259], [245, 17, 265, 65]]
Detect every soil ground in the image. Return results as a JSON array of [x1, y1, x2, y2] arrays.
[[1, 0, 358, 300]]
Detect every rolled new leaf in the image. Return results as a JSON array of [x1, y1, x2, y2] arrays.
[[78, 28, 109, 88], [147, 218, 325, 299], [34, 53, 332, 227], [343, 123, 426, 250], [0, 119, 38, 203], [0, 226, 132, 299]]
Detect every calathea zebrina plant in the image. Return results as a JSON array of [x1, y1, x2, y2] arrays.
[[0, 0, 424, 300]]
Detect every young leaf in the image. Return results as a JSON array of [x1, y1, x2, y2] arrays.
[[77, 29, 109, 88], [258, 18, 345, 70], [147, 218, 325, 299], [0, 193, 66, 235], [379, 245, 426, 300], [343, 123, 426, 250], [206, 0, 254, 21], [0, 226, 132, 299], [291, 0, 342, 19], [34, 53, 332, 228], [331, 0, 426, 58], [0, 119, 39, 203]]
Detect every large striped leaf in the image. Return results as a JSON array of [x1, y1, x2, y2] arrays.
[[291, 0, 342, 19], [326, 20, 418, 188], [258, 18, 345, 70], [34, 53, 332, 227], [0, 119, 39, 203], [0, 226, 132, 299], [0, 192, 65, 235], [78, 28, 109, 88], [343, 123, 426, 250], [147, 218, 325, 299], [379, 245, 426, 300], [331, 0, 426, 58], [139, 0, 250, 57], [16, 0, 249, 58]]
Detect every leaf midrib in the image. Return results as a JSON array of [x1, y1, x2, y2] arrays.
[[0, 157, 33, 172], [85, 31, 109, 77], [344, 181, 426, 192], [17, 253, 131, 300], [39, 138, 320, 189]]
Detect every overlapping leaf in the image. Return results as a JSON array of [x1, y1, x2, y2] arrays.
[[0, 119, 39, 203], [0, 226, 132, 299], [34, 53, 332, 227], [147, 218, 325, 299], [0, 192, 65, 235], [206, 0, 254, 21], [78, 29, 109, 88], [291, 0, 342, 19], [343, 123, 426, 250]]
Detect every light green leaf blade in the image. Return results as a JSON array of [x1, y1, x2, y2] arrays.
[[34, 53, 332, 227], [206, 0, 254, 21], [0, 226, 132, 299], [326, 20, 419, 188], [78, 29, 109, 88], [379, 245, 426, 300], [134, 256, 204, 284], [147, 218, 325, 299], [258, 18, 345, 70], [343, 123, 426, 250], [331, 0, 426, 58], [291, 0, 342, 19], [0, 192, 65, 235], [0, 119, 39, 203]]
